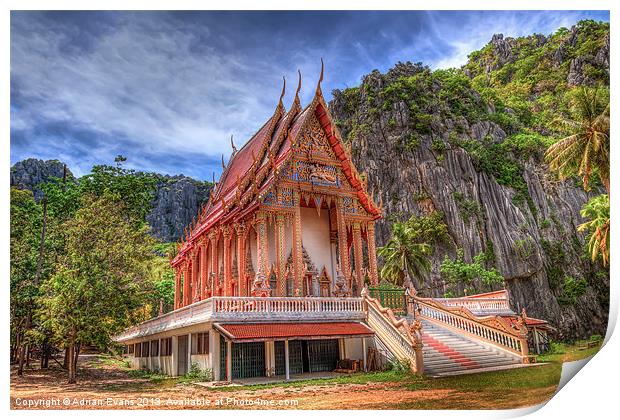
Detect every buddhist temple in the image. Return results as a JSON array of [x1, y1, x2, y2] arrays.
[[170, 64, 381, 305], [115, 63, 550, 382]]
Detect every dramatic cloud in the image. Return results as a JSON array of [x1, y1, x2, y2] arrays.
[[10, 10, 609, 180]]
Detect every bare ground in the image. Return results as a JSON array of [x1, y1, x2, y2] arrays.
[[10, 354, 560, 410]]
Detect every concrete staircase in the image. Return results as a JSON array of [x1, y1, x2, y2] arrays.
[[420, 319, 522, 377]]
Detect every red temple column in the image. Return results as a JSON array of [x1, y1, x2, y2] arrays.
[[366, 221, 379, 286], [209, 230, 219, 296], [352, 221, 364, 295], [182, 260, 191, 307], [252, 211, 271, 296], [174, 267, 181, 310], [223, 226, 232, 296], [192, 249, 200, 303], [275, 213, 286, 297], [336, 197, 352, 292], [292, 193, 303, 296], [234, 222, 247, 296], [200, 239, 208, 299]]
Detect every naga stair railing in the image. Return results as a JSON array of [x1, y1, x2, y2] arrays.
[[407, 290, 530, 363], [362, 289, 424, 375]]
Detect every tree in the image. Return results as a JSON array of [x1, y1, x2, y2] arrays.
[[545, 87, 610, 192], [378, 222, 431, 289], [440, 249, 504, 296], [578, 194, 609, 266], [78, 163, 157, 225], [148, 243, 177, 316], [38, 194, 155, 383], [10, 188, 42, 373]]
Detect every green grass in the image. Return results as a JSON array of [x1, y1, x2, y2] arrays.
[[89, 341, 602, 407], [537, 340, 602, 363], [213, 370, 410, 392]]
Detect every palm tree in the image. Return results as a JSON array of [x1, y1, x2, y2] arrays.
[[578, 194, 609, 266], [545, 87, 610, 193], [378, 222, 431, 290]]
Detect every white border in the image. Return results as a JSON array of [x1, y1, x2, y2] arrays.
[[2, 1, 617, 419]]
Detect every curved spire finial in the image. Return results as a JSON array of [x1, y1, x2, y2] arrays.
[[295, 69, 302, 98], [278, 76, 286, 108], [230, 135, 237, 154], [221, 154, 226, 170], [316, 58, 324, 94]]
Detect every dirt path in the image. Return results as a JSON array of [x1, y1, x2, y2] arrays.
[[10, 355, 556, 410]]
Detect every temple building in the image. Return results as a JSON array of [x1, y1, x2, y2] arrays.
[[116, 65, 385, 380], [170, 67, 381, 305], [115, 64, 549, 382]]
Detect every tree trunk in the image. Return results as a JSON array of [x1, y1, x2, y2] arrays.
[[63, 346, 69, 369], [604, 178, 610, 195], [73, 342, 81, 374], [17, 333, 25, 376], [67, 336, 76, 384], [17, 316, 31, 376], [40, 337, 50, 369]]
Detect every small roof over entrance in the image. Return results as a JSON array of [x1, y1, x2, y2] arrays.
[[214, 322, 374, 342]]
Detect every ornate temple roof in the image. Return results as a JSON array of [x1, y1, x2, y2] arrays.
[[173, 64, 381, 264]]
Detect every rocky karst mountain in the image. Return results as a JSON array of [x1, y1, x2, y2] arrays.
[[329, 20, 609, 339], [146, 174, 212, 242], [10, 158, 212, 243], [10, 158, 74, 200]]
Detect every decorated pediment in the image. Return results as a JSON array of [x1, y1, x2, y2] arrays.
[[296, 115, 337, 160]]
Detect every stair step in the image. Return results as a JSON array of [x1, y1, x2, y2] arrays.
[[426, 357, 517, 368], [418, 319, 523, 376], [426, 360, 518, 374], [424, 353, 512, 363]]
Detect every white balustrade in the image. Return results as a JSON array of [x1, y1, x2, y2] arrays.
[[413, 296, 528, 360], [435, 297, 513, 315], [114, 296, 364, 342], [211, 296, 364, 321]]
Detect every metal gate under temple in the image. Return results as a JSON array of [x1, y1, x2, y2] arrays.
[[220, 341, 266, 380], [275, 340, 303, 375], [307, 339, 339, 373]]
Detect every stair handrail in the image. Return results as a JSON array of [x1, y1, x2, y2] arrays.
[[361, 288, 424, 375], [406, 289, 530, 363]]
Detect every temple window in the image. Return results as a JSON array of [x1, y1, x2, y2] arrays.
[[191, 332, 209, 355], [161, 338, 172, 356]]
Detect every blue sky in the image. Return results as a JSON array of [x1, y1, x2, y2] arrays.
[[11, 10, 610, 180]]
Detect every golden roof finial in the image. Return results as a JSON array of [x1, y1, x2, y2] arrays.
[[221, 154, 226, 170], [316, 58, 324, 95], [295, 69, 302, 98], [212, 171, 216, 184], [278, 76, 286, 108], [230, 135, 237, 154]]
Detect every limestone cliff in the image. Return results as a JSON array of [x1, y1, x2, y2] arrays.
[[329, 21, 609, 339], [10, 159, 212, 243]]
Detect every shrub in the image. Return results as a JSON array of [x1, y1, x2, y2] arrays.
[[185, 362, 213, 382], [558, 276, 588, 305]]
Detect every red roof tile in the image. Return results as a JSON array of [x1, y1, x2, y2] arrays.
[[215, 111, 282, 200], [216, 322, 374, 341]]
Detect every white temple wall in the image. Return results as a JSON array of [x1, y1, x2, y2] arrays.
[[343, 337, 365, 360], [300, 207, 333, 277], [249, 228, 258, 272]]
